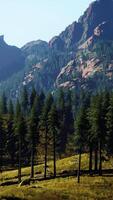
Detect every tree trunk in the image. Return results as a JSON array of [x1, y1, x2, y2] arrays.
[[99, 141, 102, 176], [11, 153, 15, 167], [89, 145, 93, 175], [0, 151, 3, 174], [44, 128, 48, 179], [0, 132, 3, 174], [94, 148, 98, 172], [18, 135, 21, 183], [30, 144, 34, 178], [77, 151, 81, 183], [53, 131, 56, 178]]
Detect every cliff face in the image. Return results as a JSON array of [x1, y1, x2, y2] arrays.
[[0, 35, 24, 80], [79, 0, 113, 41], [49, 0, 113, 50], [49, 22, 83, 51], [1, 0, 113, 96]]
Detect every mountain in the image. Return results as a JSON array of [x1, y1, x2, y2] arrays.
[[0, 35, 24, 81], [0, 0, 113, 97]]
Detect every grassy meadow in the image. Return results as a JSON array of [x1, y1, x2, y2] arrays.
[[0, 154, 113, 200]]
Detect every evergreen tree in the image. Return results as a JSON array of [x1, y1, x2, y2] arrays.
[[29, 95, 41, 178], [48, 104, 59, 177], [57, 89, 66, 157], [39, 91, 45, 108], [21, 86, 29, 114], [106, 93, 113, 154], [88, 95, 101, 174], [0, 116, 4, 173], [65, 91, 74, 154], [39, 93, 53, 178], [14, 100, 27, 183], [8, 99, 14, 116], [30, 87, 37, 109], [99, 92, 109, 175], [75, 106, 88, 183], [0, 93, 7, 114], [6, 100, 15, 166]]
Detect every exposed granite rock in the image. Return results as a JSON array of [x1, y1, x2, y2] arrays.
[[49, 22, 83, 51], [1, 0, 113, 95]]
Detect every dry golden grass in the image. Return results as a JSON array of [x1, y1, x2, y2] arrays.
[[0, 154, 113, 200]]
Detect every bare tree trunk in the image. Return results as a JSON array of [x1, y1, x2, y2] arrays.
[[44, 128, 48, 179], [0, 148, 3, 173], [94, 148, 98, 172], [53, 131, 56, 178], [99, 141, 102, 176], [30, 144, 34, 178], [0, 132, 3, 176], [0, 150, 3, 182], [77, 151, 81, 183], [89, 145, 93, 175], [11, 154, 15, 167], [18, 135, 21, 183]]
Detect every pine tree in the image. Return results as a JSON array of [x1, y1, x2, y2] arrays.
[[57, 89, 66, 157], [48, 104, 58, 177], [14, 100, 27, 183], [0, 116, 4, 173], [6, 100, 15, 166], [75, 106, 88, 183], [106, 93, 113, 155], [88, 95, 101, 174], [0, 93, 7, 114], [30, 87, 37, 109], [39, 91, 45, 108], [65, 91, 74, 154], [29, 95, 41, 178], [8, 99, 14, 116], [39, 93, 53, 179], [99, 91, 109, 175], [21, 86, 29, 114]]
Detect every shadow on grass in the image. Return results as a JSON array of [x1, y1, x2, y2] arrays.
[[1, 169, 113, 186], [0, 197, 25, 200]]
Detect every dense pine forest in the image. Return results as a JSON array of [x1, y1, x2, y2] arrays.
[[0, 87, 113, 184]]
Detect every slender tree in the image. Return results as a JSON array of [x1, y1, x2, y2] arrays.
[[29, 95, 41, 178], [75, 106, 88, 183], [48, 104, 58, 177], [57, 89, 66, 157], [88, 95, 102, 174], [0, 116, 4, 174], [106, 93, 113, 155], [39, 93, 53, 179], [6, 100, 15, 166], [30, 87, 37, 109], [0, 93, 7, 114], [21, 86, 29, 114], [14, 100, 26, 183], [99, 92, 109, 175]]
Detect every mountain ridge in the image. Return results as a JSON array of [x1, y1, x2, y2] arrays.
[[0, 0, 113, 97]]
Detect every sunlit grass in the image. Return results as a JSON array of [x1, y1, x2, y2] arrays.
[[0, 154, 113, 199]]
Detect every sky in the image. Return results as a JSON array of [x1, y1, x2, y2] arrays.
[[0, 0, 92, 47]]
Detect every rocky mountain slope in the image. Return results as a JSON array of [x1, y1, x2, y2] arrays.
[[0, 0, 113, 97], [0, 35, 24, 81]]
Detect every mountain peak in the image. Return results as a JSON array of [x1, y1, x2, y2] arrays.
[[0, 35, 6, 46], [0, 35, 4, 41], [78, 0, 113, 42]]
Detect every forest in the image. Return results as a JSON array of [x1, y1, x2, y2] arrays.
[[0, 87, 113, 185]]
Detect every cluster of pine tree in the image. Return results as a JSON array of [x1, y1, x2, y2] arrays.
[[1, 87, 113, 183], [0, 87, 74, 182], [76, 91, 113, 182]]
